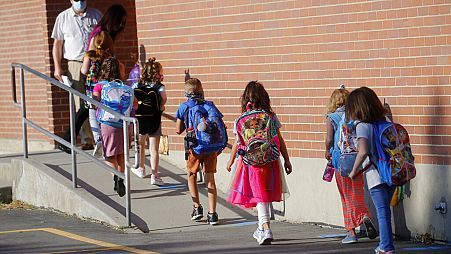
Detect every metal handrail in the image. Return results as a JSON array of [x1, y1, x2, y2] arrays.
[[11, 62, 139, 227]]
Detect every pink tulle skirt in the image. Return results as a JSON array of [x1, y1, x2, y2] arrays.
[[227, 156, 288, 208]]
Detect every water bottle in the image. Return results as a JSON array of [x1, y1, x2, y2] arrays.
[[323, 161, 334, 182]]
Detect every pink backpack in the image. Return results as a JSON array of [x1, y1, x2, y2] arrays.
[[235, 109, 280, 166]]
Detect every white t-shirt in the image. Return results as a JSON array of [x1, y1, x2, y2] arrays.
[[356, 122, 383, 189], [51, 7, 102, 61]]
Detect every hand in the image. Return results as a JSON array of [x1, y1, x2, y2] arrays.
[[324, 150, 331, 160], [184, 69, 190, 81], [284, 160, 292, 175], [54, 67, 63, 82], [348, 169, 357, 180], [226, 159, 234, 172]]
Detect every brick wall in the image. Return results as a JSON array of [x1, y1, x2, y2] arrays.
[[135, 0, 451, 165], [0, 0, 50, 141], [0, 0, 138, 143]]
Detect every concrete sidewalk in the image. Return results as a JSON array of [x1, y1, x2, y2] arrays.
[[0, 150, 259, 233]]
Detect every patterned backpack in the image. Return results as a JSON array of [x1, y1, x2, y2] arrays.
[[184, 99, 228, 154], [372, 121, 416, 186], [235, 109, 280, 166], [97, 80, 133, 128], [336, 115, 361, 176]]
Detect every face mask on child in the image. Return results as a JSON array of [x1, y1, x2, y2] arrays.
[[72, 0, 87, 13]]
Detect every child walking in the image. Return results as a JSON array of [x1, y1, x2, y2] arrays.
[[92, 57, 132, 197], [175, 77, 227, 225], [131, 57, 167, 186], [226, 81, 292, 245], [346, 87, 395, 254], [80, 31, 114, 157], [325, 85, 377, 244]]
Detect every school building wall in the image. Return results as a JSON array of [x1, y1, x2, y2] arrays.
[[0, 0, 449, 241], [0, 0, 138, 153], [134, 0, 450, 241]]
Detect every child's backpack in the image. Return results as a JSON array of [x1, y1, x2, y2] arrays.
[[134, 82, 163, 133], [372, 121, 416, 186], [336, 115, 361, 176], [97, 80, 133, 128], [235, 109, 280, 166], [84, 60, 101, 107], [126, 63, 140, 87], [184, 99, 228, 154], [327, 111, 344, 169]]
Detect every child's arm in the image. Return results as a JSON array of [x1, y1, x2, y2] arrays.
[[226, 139, 238, 172], [184, 69, 190, 81], [133, 97, 139, 109], [160, 90, 167, 111], [176, 119, 185, 135], [277, 129, 292, 175], [80, 57, 90, 76], [325, 118, 334, 160], [119, 61, 126, 81]]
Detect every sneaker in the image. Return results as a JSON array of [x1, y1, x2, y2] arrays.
[[92, 142, 103, 158], [150, 174, 164, 186], [341, 234, 358, 244], [375, 246, 394, 254], [191, 205, 203, 221], [259, 229, 274, 245], [131, 167, 145, 178], [363, 216, 378, 239], [207, 212, 219, 225], [253, 228, 265, 242], [81, 143, 94, 150], [57, 143, 71, 154], [117, 178, 125, 197], [113, 175, 118, 191]]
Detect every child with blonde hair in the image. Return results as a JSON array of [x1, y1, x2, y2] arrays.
[[325, 85, 377, 244], [131, 57, 167, 186]]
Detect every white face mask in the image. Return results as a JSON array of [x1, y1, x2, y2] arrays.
[[72, 0, 87, 13]]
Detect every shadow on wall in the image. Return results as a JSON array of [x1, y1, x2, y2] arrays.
[[423, 87, 450, 241]]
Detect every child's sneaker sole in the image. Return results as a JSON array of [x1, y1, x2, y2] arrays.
[[191, 215, 203, 221]]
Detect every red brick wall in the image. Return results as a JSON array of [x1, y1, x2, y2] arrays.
[[0, 0, 50, 141], [0, 1, 138, 143], [136, 0, 451, 165]]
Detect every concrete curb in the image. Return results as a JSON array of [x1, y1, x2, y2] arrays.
[[0, 159, 125, 228]]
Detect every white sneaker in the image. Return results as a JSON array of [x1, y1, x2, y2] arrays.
[[131, 167, 145, 178], [253, 228, 264, 242], [258, 229, 273, 245], [150, 174, 164, 186], [92, 142, 103, 158]]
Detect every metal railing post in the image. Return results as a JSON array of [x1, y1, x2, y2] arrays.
[[123, 120, 131, 227], [20, 67, 28, 158], [69, 90, 78, 188]]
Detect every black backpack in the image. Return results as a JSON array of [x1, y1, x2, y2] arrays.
[[134, 82, 164, 134]]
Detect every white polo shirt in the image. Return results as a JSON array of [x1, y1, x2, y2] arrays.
[[51, 7, 102, 61]]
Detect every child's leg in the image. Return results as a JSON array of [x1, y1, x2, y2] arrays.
[[149, 136, 160, 176], [204, 172, 217, 213], [105, 155, 118, 170], [138, 134, 147, 169], [117, 153, 125, 173], [256, 202, 271, 230], [187, 151, 201, 207], [88, 108, 101, 143]]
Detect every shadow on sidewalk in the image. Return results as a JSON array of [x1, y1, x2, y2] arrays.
[[45, 163, 150, 233]]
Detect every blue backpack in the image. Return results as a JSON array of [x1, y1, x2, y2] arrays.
[[184, 99, 228, 154], [372, 121, 416, 186], [327, 111, 344, 169], [97, 80, 133, 128]]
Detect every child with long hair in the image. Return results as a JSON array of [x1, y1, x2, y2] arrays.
[[346, 87, 395, 254], [80, 31, 114, 157], [92, 57, 129, 197], [131, 57, 167, 186], [325, 85, 377, 244], [226, 81, 292, 245]]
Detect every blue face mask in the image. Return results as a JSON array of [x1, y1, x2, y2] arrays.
[[72, 0, 87, 12]]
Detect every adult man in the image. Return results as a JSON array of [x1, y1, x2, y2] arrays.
[[51, 0, 102, 151]]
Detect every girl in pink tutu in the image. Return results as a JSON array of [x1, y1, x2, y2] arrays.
[[226, 81, 292, 245]]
